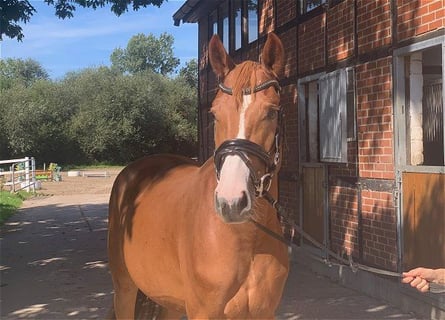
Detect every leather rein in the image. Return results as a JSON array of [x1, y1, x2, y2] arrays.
[[213, 79, 282, 198]]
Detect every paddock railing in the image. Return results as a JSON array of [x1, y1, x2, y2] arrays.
[[0, 157, 36, 193]]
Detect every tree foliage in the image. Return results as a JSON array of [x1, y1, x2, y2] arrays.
[[0, 60, 198, 165], [110, 33, 180, 75], [179, 59, 198, 88], [1, 0, 165, 41], [0, 58, 49, 89]]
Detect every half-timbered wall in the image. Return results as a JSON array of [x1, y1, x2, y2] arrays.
[[186, 0, 444, 273]]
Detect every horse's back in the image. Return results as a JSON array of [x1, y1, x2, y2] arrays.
[[110, 154, 196, 212], [113, 154, 197, 196]]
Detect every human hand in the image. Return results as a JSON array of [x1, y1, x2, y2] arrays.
[[402, 267, 443, 293]]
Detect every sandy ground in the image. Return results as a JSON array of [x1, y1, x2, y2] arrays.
[[1, 169, 122, 319], [36, 168, 123, 196]]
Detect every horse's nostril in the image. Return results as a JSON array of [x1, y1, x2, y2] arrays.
[[214, 190, 252, 223], [239, 191, 249, 212]]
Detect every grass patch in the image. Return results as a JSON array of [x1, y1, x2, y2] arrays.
[[0, 191, 31, 225]]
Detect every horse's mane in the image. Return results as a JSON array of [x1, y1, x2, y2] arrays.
[[231, 61, 259, 104]]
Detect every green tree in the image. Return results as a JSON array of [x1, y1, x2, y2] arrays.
[[0, 58, 49, 89], [0, 61, 197, 165], [1, 0, 165, 41], [163, 75, 198, 156], [0, 79, 79, 164], [178, 59, 198, 89], [110, 32, 180, 75]]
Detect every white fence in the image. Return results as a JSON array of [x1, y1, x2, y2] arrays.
[[0, 157, 36, 193]]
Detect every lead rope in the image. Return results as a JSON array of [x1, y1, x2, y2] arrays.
[[250, 191, 445, 294]]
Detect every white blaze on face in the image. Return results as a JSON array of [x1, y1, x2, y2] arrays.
[[215, 95, 252, 203], [237, 95, 251, 139]]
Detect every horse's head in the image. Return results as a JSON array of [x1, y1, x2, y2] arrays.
[[209, 33, 284, 224]]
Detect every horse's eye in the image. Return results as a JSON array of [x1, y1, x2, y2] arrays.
[[266, 109, 278, 120], [210, 110, 218, 122]]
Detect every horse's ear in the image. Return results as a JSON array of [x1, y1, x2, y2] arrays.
[[261, 33, 285, 78], [209, 34, 235, 79]]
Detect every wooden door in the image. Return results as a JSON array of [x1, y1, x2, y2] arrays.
[[402, 172, 445, 270], [302, 166, 325, 246]]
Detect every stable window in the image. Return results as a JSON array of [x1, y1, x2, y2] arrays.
[[248, 0, 258, 44], [299, 0, 327, 15], [210, 11, 218, 36], [210, 1, 259, 51], [234, 0, 242, 50], [299, 68, 355, 164], [220, 2, 229, 51], [319, 69, 348, 163], [346, 68, 356, 140], [398, 44, 444, 167]]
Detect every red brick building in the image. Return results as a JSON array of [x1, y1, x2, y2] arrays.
[[174, 1, 444, 313]]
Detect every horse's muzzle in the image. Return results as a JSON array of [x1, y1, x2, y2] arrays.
[[214, 190, 252, 223]]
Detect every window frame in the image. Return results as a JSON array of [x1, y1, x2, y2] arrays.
[[393, 35, 445, 174], [298, 72, 325, 164], [247, 0, 258, 45], [298, 68, 355, 164], [208, 0, 259, 53]]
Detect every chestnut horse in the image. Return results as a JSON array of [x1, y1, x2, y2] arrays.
[[108, 33, 289, 319]]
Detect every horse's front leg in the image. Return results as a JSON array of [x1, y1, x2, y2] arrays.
[[184, 284, 250, 319]]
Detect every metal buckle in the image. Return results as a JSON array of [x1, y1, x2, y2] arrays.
[[256, 173, 273, 197], [273, 133, 280, 166]]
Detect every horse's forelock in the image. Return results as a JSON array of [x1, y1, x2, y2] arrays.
[[231, 61, 259, 104]]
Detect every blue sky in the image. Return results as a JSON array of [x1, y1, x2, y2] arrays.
[[0, 0, 197, 79]]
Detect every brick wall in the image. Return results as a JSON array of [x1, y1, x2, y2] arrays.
[[357, 0, 392, 54], [298, 14, 325, 74], [260, 0, 275, 36], [356, 57, 394, 180], [330, 185, 359, 257], [327, 0, 354, 63], [398, 0, 445, 41], [280, 84, 299, 171], [275, 0, 297, 27], [280, 27, 298, 78], [361, 190, 397, 270], [278, 84, 299, 221]]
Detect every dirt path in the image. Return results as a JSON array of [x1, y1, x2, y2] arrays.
[[0, 169, 121, 319]]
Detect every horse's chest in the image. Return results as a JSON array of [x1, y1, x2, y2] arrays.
[[186, 252, 287, 318]]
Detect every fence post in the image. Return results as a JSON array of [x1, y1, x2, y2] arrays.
[[11, 164, 15, 193], [31, 157, 36, 193], [24, 157, 30, 192]]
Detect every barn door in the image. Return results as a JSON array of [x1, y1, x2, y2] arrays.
[[302, 165, 326, 246], [298, 76, 328, 251], [402, 172, 445, 270]]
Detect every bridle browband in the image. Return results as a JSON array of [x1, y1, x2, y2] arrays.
[[218, 79, 281, 96], [213, 78, 282, 197]]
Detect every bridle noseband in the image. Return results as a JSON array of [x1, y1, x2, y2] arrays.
[[213, 79, 282, 197]]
